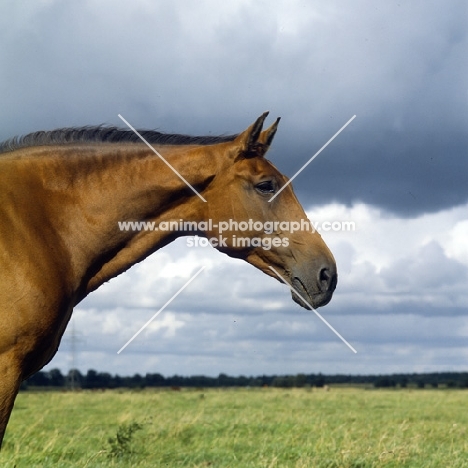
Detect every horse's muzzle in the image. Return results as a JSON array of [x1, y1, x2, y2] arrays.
[[291, 264, 337, 309]]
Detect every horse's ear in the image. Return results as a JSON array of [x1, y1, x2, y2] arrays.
[[232, 112, 279, 159], [259, 116, 281, 149]]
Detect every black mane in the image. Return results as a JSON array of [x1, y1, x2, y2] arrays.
[[0, 126, 238, 154]]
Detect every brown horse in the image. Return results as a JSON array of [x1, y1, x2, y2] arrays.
[[0, 112, 337, 446]]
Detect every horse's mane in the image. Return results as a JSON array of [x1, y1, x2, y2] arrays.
[[0, 126, 238, 154]]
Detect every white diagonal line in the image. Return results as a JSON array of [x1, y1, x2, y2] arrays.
[[118, 114, 207, 203], [269, 115, 356, 202], [268, 266, 357, 353], [117, 266, 206, 354]]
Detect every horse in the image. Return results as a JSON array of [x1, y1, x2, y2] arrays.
[[0, 112, 337, 446]]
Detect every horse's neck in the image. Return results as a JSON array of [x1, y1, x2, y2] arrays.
[[25, 144, 215, 300]]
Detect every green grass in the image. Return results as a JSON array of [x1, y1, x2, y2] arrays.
[[1, 387, 467, 467]]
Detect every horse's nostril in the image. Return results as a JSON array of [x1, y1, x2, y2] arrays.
[[319, 268, 337, 292], [320, 268, 330, 281]]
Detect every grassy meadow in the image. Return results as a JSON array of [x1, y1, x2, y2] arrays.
[[1, 387, 467, 467]]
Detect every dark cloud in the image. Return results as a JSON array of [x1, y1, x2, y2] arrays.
[[1, 1, 466, 216], [286, 124, 468, 216]]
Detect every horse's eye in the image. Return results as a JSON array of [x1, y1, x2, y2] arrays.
[[256, 181, 276, 194]]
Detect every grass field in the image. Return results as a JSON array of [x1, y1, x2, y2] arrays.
[[1, 387, 467, 467]]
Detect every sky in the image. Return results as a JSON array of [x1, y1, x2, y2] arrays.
[[1, 0, 467, 378]]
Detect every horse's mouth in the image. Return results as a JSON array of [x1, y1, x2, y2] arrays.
[[291, 276, 333, 310]]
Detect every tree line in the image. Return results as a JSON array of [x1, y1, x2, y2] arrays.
[[20, 369, 468, 390]]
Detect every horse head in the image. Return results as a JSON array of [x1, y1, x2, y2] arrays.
[[203, 113, 337, 309]]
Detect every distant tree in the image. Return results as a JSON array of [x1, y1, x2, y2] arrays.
[[374, 377, 396, 388], [145, 373, 165, 387], [458, 378, 468, 389], [66, 369, 83, 388], [83, 369, 102, 389], [26, 371, 50, 386], [218, 373, 228, 384], [295, 374, 307, 388], [271, 377, 283, 387], [113, 374, 123, 387], [249, 378, 262, 387], [311, 375, 325, 388], [19, 369, 468, 392], [99, 372, 113, 388], [236, 375, 250, 387], [272, 376, 295, 388], [48, 368, 65, 387], [130, 373, 144, 388]]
